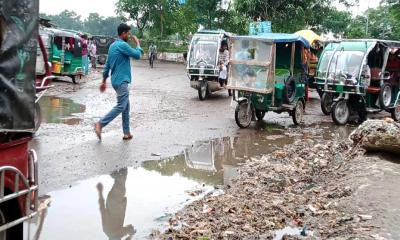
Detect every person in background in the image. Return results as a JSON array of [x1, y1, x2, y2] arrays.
[[218, 40, 229, 88], [81, 34, 89, 75], [148, 42, 157, 66], [90, 39, 97, 70], [94, 23, 143, 141]]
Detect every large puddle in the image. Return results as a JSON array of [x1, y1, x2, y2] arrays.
[[26, 124, 354, 239], [38, 96, 86, 125]]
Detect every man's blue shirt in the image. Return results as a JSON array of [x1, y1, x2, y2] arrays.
[[103, 39, 143, 88]]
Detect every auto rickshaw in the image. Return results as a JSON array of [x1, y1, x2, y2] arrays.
[[227, 33, 310, 128], [40, 28, 84, 84], [187, 30, 233, 100], [315, 40, 400, 125], [93, 35, 116, 65], [0, 0, 41, 238], [295, 30, 324, 92]]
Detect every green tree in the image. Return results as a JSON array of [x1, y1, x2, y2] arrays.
[[233, 0, 357, 33], [319, 8, 352, 37], [116, 0, 156, 37], [40, 10, 83, 31], [83, 13, 105, 35]]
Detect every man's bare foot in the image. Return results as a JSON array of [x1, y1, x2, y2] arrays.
[[94, 123, 102, 140], [123, 134, 133, 140]]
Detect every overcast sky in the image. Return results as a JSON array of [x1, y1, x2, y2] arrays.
[[39, 0, 382, 19]]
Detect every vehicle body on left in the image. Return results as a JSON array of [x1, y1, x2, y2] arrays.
[[0, 0, 44, 239]]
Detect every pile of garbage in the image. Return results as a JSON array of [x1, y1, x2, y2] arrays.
[[157, 127, 374, 239], [350, 118, 400, 154]]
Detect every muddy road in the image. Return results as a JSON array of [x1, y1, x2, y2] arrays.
[[32, 61, 333, 194], [28, 61, 400, 239]]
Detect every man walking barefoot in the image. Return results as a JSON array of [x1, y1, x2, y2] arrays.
[[95, 23, 143, 140]]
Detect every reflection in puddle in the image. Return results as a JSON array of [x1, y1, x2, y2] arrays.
[[30, 125, 353, 239], [144, 132, 295, 186], [30, 167, 210, 239], [39, 96, 85, 125]]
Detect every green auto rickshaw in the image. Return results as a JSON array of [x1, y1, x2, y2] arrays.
[[315, 40, 400, 125], [40, 28, 84, 84], [227, 33, 310, 128]]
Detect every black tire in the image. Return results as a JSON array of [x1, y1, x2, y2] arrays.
[[379, 83, 392, 110], [292, 100, 304, 125], [391, 105, 400, 122], [228, 89, 232, 96], [331, 100, 350, 125], [34, 103, 42, 132], [284, 76, 297, 104], [255, 110, 265, 121], [198, 81, 207, 101], [321, 92, 334, 115], [0, 195, 23, 240], [235, 101, 252, 128]]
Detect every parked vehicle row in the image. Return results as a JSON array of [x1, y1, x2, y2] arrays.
[[187, 29, 400, 127]]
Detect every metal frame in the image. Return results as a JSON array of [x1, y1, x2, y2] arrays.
[[0, 150, 38, 233]]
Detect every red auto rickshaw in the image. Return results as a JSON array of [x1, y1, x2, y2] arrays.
[[0, 0, 41, 238]]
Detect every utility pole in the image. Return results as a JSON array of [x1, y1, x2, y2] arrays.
[[366, 0, 371, 36]]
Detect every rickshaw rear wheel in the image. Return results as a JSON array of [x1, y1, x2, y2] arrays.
[[255, 110, 265, 121], [332, 100, 350, 125], [379, 83, 392, 110], [235, 101, 252, 128], [391, 105, 400, 122], [292, 100, 304, 125], [198, 81, 207, 101], [34, 103, 42, 132], [321, 92, 334, 115]]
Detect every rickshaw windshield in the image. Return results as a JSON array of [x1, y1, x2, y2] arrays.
[[39, 33, 51, 48], [229, 39, 273, 92], [327, 51, 364, 83], [316, 51, 333, 77], [189, 38, 218, 68]]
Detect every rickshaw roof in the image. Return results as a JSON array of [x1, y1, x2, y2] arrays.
[[233, 33, 310, 49], [295, 30, 323, 46], [42, 28, 80, 38], [330, 39, 400, 52]]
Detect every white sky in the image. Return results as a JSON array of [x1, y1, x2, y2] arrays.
[[39, 0, 117, 18], [39, 0, 382, 19]]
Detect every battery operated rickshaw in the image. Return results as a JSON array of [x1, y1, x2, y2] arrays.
[[187, 30, 233, 100], [227, 33, 310, 128], [315, 40, 400, 125], [40, 28, 84, 84]]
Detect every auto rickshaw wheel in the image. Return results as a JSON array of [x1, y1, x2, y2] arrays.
[[255, 110, 265, 121], [284, 76, 297, 104], [379, 83, 392, 110], [34, 102, 42, 132], [391, 105, 400, 122], [235, 101, 252, 128], [321, 92, 334, 115], [198, 81, 207, 101], [292, 100, 304, 125], [332, 100, 350, 125]]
